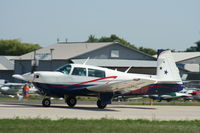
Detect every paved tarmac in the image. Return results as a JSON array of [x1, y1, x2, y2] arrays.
[[0, 102, 200, 120]]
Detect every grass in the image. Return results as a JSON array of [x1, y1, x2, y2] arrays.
[[0, 118, 200, 133]]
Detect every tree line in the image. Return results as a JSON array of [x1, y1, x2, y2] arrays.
[[86, 34, 156, 55], [0, 36, 199, 56], [0, 39, 41, 56]]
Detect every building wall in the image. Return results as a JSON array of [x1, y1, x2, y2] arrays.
[[14, 60, 32, 74], [38, 60, 71, 71], [106, 67, 156, 75], [0, 70, 14, 82], [14, 60, 71, 75]]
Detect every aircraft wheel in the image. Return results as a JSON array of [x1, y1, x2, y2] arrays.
[[66, 97, 77, 107], [42, 98, 51, 107], [97, 99, 107, 109], [167, 99, 171, 102]]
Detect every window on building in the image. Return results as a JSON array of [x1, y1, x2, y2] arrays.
[[72, 67, 86, 76], [56, 64, 71, 75], [88, 68, 105, 78], [111, 50, 119, 58]]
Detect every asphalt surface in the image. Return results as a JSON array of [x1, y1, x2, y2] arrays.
[[0, 101, 200, 120]]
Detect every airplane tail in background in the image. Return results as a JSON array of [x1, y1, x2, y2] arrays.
[[156, 50, 182, 83]]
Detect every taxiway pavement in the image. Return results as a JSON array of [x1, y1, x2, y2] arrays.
[[0, 102, 200, 120]]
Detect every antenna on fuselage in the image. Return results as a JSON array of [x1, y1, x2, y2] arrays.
[[125, 66, 132, 73], [83, 57, 90, 65]]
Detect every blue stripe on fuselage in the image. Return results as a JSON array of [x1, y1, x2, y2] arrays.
[[33, 82, 96, 97]]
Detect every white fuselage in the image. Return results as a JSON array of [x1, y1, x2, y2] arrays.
[[32, 64, 156, 85]]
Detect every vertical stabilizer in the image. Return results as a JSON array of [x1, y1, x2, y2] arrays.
[[157, 50, 182, 82]]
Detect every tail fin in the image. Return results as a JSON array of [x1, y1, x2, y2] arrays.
[[156, 50, 182, 83]]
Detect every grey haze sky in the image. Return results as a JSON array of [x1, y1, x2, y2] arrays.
[[0, 0, 199, 51]]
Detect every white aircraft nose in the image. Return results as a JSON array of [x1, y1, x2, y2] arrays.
[[13, 73, 34, 82], [12, 74, 25, 81]]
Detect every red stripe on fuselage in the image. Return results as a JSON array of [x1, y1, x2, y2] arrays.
[[142, 85, 170, 89], [53, 76, 118, 88]]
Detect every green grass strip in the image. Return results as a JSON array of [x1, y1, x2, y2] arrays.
[[0, 118, 200, 133]]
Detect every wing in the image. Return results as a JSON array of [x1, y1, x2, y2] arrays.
[[87, 78, 156, 94]]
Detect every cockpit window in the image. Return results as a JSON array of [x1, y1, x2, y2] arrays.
[[72, 67, 86, 76], [56, 64, 71, 75], [88, 68, 105, 78]]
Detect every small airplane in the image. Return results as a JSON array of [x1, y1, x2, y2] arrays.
[[0, 82, 38, 99], [13, 50, 184, 109], [191, 91, 200, 101], [0, 83, 24, 96], [147, 89, 194, 102]]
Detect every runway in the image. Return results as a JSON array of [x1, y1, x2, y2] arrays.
[[1, 102, 200, 120]]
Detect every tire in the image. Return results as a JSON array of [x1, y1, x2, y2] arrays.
[[42, 98, 51, 107], [66, 97, 77, 107], [97, 99, 107, 109]]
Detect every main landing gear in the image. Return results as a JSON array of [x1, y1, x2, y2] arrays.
[[65, 96, 77, 107], [97, 99, 107, 109], [42, 98, 51, 107], [42, 96, 77, 108]]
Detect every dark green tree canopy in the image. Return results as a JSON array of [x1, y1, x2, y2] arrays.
[[186, 40, 200, 52], [86, 34, 156, 55], [0, 39, 41, 56]]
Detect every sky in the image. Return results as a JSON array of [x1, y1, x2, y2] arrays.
[[0, 0, 200, 51]]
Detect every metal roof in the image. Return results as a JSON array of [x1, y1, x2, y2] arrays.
[[0, 56, 17, 70], [71, 59, 157, 67], [153, 52, 200, 62], [17, 42, 114, 60], [154, 52, 200, 72], [171, 52, 200, 62]]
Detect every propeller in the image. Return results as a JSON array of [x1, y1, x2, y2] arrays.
[[31, 50, 38, 73]]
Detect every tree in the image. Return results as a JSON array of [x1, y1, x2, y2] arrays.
[[139, 47, 156, 55], [0, 39, 41, 56], [86, 34, 156, 55], [86, 35, 98, 42], [185, 40, 200, 52], [86, 34, 137, 48]]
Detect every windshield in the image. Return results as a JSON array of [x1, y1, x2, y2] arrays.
[[56, 64, 71, 75]]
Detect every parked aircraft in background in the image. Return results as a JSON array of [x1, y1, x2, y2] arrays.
[[0, 79, 7, 88], [0, 83, 24, 96], [148, 89, 194, 102], [13, 50, 184, 109], [191, 91, 200, 101], [0, 82, 38, 99]]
